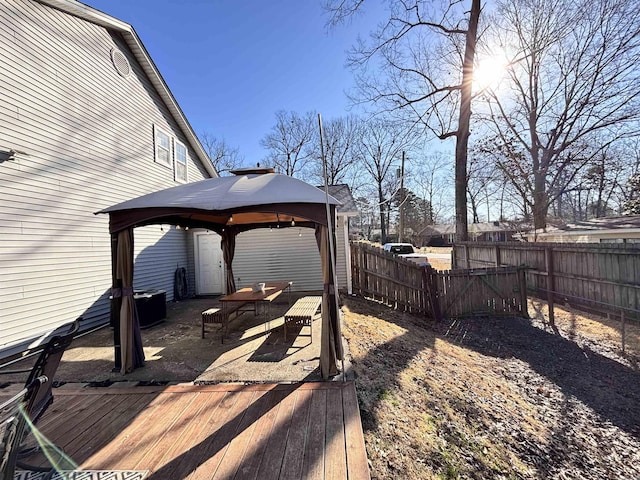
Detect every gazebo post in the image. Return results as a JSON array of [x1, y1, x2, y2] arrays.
[[110, 232, 122, 372], [316, 222, 343, 379]]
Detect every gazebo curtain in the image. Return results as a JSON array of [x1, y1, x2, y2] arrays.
[[114, 228, 145, 374], [102, 171, 346, 378], [221, 229, 237, 294], [315, 224, 343, 378], [111, 223, 342, 379]]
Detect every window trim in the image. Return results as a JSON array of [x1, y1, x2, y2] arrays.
[[173, 139, 188, 183], [153, 125, 172, 168]]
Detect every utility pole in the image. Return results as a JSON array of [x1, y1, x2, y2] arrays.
[[398, 151, 405, 243]]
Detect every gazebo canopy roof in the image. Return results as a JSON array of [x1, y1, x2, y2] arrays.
[[97, 169, 341, 234]]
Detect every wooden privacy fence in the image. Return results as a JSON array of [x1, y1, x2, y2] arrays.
[[452, 241, 640, 321], [350, 242, 528, 319]]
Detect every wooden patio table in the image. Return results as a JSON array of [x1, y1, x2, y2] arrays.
[[219, 281, 292, 331]]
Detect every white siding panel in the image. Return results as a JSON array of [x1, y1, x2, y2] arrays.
[[133, 226, 190, 300], [232, 221, 350, 293], [233, 228, 323, 292], [0, 0, 211, 355], [335, 217, 347, 288], [186, 232, 197, 297]]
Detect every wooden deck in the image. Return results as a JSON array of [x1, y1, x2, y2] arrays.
[[19, 381, 370, 480]]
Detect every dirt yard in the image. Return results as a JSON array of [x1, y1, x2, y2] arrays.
[[341, 294, 640, 479]]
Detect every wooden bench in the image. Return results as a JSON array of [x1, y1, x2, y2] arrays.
[[283, 296, 322, 341], [201, 303, 245, 341]]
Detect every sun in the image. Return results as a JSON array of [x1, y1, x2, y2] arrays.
[[473, 54, 508, 92]]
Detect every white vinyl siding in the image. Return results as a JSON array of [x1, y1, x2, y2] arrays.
[[0, 0, 210, 354], [335, 216, 348, 288], [232, 217, 350, 293], [133, 226, 190, 295], [233, 228, 323, 292]]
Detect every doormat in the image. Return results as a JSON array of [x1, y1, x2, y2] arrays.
[[14, 471, 149, 480]]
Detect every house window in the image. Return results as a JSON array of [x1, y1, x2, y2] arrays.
[[154, 125, 171, 167], [174, 140, 188, 183]]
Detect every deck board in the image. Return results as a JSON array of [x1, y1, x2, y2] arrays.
[[254, 388, 298, 479], [13, 382, 370, 480], [342, 381, 372, 479], [279, 388, 312, 480], [303, 389, 327, 480], [325, 388, 347, 480], [160, 390, 231, 479], [233, 389, 288, 480], [88, 391, 181, 469]]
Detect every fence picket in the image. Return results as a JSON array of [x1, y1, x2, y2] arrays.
[[452, 241, 640, 321], [351, 243, 527, 319]]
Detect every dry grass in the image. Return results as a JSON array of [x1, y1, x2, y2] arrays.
[[528, 298, 640, 358], [426, 257, 452, 271], [341, 295, 640, 479]]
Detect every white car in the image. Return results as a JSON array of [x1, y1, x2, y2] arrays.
[[383, 243, 431, 266]]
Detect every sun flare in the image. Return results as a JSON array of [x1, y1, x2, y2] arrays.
[[473, 55, 508, 92]]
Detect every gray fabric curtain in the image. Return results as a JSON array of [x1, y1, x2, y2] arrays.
[[222, 229, 237, 294], [116, 228, 145, 374], [315, 224, 343, 379]]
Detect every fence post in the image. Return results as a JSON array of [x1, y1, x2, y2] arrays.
[[519, 268, 529, 318], [422, 266, 442, 321], [361, 245, 367, 296], [545, 247, 555, 326], [621, 309, 626, 354]]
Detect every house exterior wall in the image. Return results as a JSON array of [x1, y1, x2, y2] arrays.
[[232, 217, 349, 292], [0, 0, 210, 355], [335, 216, 348, 289]]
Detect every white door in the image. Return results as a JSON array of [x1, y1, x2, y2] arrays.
[[195, 233, 223, 295]]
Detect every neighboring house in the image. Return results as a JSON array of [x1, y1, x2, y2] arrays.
[[417, 222, 518, 246], [192, 184, 360, 296], [518, 215, 640, 243], [0, 0, 216, 357]]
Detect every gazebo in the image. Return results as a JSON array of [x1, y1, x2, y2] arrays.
[[97, 168, 343, 379]]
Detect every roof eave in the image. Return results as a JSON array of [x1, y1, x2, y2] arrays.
[[531, 227, 640, 237], [36, 0, 217, 179]]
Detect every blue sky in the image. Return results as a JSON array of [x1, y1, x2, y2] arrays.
[[83, 0, 384, 165]]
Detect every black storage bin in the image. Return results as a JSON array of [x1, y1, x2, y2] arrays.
[[134, 290, 167, 329]]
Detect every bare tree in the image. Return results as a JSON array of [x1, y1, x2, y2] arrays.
[[260, 110, 317, 178], [358, 118, 414, 242], [565, 144, 628, 219], [199, 132, 244, 176], [324, 0, 483, 241], [473, 133, 533, 220], [310, 115, 362, 186], [483, 0, 640, 228], [412, 151, 452, 224]]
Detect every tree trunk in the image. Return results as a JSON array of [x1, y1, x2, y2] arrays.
[[468, 188, 480, 223], [378, 184, 387, 242], [398, 152, 405, 242], [533, 169, 548, 229], [454, 0, 481, 242]]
